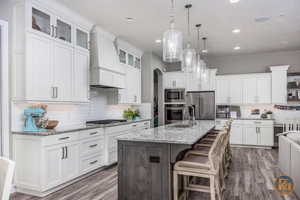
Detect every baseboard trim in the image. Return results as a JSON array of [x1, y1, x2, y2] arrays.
[[14, 166, 109, 197]]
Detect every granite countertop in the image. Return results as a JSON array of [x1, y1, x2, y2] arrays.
[[12, 119, 151, 136], [117, 120, 216, 145], [216, 118, 275, 121]]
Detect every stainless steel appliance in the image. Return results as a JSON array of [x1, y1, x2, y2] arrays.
[[165, 88, 185, 103], [165, 104, 185, 124], [186, 91, 215, 120], [216, 105, 241, 119]]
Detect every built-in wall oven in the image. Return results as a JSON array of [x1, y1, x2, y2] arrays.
[[165, 104, 185, 124], [165, 88, 185, 103]]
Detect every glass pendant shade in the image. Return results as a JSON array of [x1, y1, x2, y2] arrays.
[[163, 22, 183, 63], [181, 42, 196, 73], [195, 53, 203, 78]]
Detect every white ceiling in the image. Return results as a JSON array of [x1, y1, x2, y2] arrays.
[[60, 0, 300, 57]]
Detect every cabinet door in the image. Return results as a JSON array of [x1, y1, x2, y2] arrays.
[[53, 42, 73, 101], [55, 18, 72, 44], [230, 126, 243, 144], [62, 143, 80, 182], [76, 27, 89, 50], [258, 127, 274, 146], [243, 78, 257, 104], [73, 49, 89, 102], [175, 73, 186, 88], [229, 79, 243, 104], [216, 78, 229, 104], [30, 6, 52, 37], [257, 77, 271, 104], [26, 33, 53, 101], [44, 145, 64, 189], [243, 126, 258, 145]]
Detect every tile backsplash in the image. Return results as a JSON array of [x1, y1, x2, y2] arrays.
[[12, 88, 151, 131]]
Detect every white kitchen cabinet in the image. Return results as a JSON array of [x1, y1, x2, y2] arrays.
[[216, 73, 271, 105], [61, 143, 80, 182], [230, 125, 243, 144], [44, 145, 64, 189], [25, 33, 54, 101], [12, 0, 92, 102], [243, 77, 257, 104], [73, 49, 89, 102], [243, 126, 258, 145], [53, 42, 73, 101], [164, 72, 186, 89], [230, 120, 274, 147], [216, 77, 230, 104], [229, 79, 243, 104], [270, 66, 289, 104]]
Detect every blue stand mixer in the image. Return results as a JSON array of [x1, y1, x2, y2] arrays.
[[24, 108, 47, 132]]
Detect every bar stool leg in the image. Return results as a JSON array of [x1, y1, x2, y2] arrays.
[[183, 176, 188, 200], [210, 175, 216, 200], [173, 171, 179, 200]]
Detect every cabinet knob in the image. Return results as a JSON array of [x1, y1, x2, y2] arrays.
[[149, 156, 160, 163]]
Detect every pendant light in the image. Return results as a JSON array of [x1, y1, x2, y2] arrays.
[[194, 24, 203, 77], [163, 0, 183, 63], [201, 37, 209, 82], [181, 4, 196, 73]]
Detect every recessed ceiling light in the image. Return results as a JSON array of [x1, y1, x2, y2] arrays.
[[126, 17, 134, 22], [202, 49, 208, 53], [234, 46, 241, 50], [232, 29, 241, 34], [230, 0, 240, 3], [155, 39, 162, 44]]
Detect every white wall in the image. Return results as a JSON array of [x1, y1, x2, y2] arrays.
[[208, 50, 300, 75]]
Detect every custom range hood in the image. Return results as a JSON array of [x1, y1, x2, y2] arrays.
[[90, 26, 125, 89]]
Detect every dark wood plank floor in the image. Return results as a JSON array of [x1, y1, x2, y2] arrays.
[[11, 148, 299, 200]]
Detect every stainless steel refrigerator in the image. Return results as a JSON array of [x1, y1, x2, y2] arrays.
[[186, 91, 215, 120]]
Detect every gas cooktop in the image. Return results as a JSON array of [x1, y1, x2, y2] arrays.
[[86, 119, 127, 125]]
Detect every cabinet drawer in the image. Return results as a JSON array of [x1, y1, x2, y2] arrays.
[[243, 120, 273, 126], [80, 154, 104, 174], [80, 138, 105, 157], [43, 132, 79, 146], [79, 128, 104, 140], [105, 124, 133, 134]]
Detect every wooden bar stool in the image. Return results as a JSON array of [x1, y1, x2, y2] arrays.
[[173, 131, 227, 200]]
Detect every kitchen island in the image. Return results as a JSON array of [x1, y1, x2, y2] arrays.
[[117, 120, 215, 200]]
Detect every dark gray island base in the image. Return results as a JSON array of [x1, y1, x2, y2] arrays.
[[117, 121, 215, 200]]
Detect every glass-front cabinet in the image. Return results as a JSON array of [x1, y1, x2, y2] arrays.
[[134, 57, 141, 69], [119, 49, 127, 64], [76, 28, 89, 50], [128, 54, 134, 67], [56, 19, 72, 43], [31, 7, 51, 36]]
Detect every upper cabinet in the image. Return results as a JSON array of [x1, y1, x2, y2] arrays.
[[12, 0, 93, 102], [216, 73, 271, 105], [164, 72, 187, 89], [115, 39, 143, 104]]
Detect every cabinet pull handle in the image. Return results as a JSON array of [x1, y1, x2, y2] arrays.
[[55, 87, 58, 98], [51, 87, 55, 98], [132, 124, 137, 127], [62, 147, 65, 160], [144, 122, 148, 125], [59, 137, 70, 140], [89, 144, 98, 148], [55, 26, 58, 38], [65, 146, 68, 159], [51, 25, 54, 37], [90, 160, 98, 165], [89, 132, 98, 135]]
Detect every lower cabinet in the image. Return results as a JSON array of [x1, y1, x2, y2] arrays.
[[229, 120, 274, 147]]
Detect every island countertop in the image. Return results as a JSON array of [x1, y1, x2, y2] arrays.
[[117, 120, 215, 145]]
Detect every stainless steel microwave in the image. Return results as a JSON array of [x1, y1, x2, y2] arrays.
[[165, 89, 185, 103]]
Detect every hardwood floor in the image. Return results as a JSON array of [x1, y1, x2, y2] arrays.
[[11, 148, 299, 200]]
